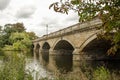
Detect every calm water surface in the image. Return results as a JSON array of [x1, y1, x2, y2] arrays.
[[26, 51, 120, 80]]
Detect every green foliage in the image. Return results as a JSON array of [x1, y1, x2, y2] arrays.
[[27, 32, 38, 40], [0, 22, 38, 51], [12, 23, 26, 32], [50, 0, 120, 55], [13, 41, 27, 51], [9, 32, 30, 43], [71, 0, 81, 5], [93, 66, 110, 80], [0, 23, 26, 47], [0, 54, 33, 80], [9, 32, 32, 51], [0, 36, 4, 47], [3, 45, 13, 51], [4, 23, 25, 33]]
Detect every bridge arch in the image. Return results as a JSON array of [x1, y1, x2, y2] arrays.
[[53, 38, 75, 49], [80, 32, 111, 53], [35, 43, 40, 58], [42, 42, 50, 50], [41, 42, 50, 62], [36, 43, 40, 52], [53, 40, 74, 51], [79, 33, 97, 52]]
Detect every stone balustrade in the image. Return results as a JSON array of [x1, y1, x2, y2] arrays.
[[33, 17, 102, 42]]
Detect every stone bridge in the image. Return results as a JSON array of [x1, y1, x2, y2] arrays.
[[33, 18, 104, 60]]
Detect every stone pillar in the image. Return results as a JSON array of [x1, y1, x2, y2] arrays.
[[33, 44, 36, 59], [49, 47, 55, 55], [72, 48, 81, 61], [33, 43, 36, 53], [39, 47, 43, 53]]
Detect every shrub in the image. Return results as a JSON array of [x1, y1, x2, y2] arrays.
[[0, 53, 33, 80], [93, 66, 110, 80]]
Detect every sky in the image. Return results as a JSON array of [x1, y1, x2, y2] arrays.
[[0, 0, 79, 36]]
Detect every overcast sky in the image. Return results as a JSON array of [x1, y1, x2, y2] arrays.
[[0, 0, 79, 36]]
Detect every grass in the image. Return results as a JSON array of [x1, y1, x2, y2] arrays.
[[0, 53, 33, 80]]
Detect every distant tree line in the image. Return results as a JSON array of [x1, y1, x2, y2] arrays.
[[0, 23, 38, 52]]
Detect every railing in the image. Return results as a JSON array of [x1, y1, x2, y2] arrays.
[[33, 17, 102, 42]]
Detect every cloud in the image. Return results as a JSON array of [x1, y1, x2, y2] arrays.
[[65, 13, 79, 22], [16, 5, 36, 18], [0, 0, 11, 10], [40, 16, 59, 27]]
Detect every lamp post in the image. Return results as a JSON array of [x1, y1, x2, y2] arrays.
[[46, 24, 54, 37]]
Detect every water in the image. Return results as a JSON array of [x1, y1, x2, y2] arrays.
[[26, 51, 120, 80], [26, 54, 73, 79], [26, 58, 53, 80], [1, 51, 120, 80]]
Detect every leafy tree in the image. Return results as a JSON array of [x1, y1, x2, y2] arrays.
[[0, 36, 4, 48], [0, 23, 26, 49], [12, 23, 26, 32], [8, 32, 32, 51], [50, 0, 120, 55], [4, 23, 25, 33], [27, 32, 38, 40], [13, 41, 27, 51], [0, 22, 38, 52], [2, 23, 26, 46], [9, 32, 27, 44], [0, 26, 4, 47], [0, 26, 2, 34]]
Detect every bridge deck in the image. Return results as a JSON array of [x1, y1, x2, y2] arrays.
[[33, 17, 102, 42]]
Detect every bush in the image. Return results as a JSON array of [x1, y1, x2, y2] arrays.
[[0, 53, 33, 80], [93, 66, 110, 80]]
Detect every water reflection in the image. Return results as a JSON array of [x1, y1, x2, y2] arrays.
[[39, 50, 73, 73], [2, 51, 120, 79], [41, 50, 49, 66], [35, 50, 39, 59], [26, 58, 52, 80], [54, 55, 73, 73], [33, 50, 120, 79], [38, 51, 120, 72]]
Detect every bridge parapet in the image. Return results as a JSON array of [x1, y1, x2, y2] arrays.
[[33, 17, 102, 42]]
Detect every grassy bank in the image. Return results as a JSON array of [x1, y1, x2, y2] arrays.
[[0, 53, 33, 80]]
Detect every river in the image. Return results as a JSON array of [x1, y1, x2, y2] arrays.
[[26, 51, 120, 80], [0, 51, 120, 80]]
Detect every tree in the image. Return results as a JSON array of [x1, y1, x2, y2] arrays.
[[12, 23, 26, 32], [0, 22, 38, 52], [2, 23, 26, 45], [27, 32, 38, 40], [8, 32, 32, 51], [4, 23, 25, 33], [0, 26, 2, 34], [50, 0, 120, 55]]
